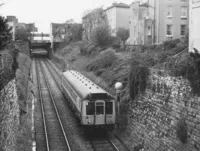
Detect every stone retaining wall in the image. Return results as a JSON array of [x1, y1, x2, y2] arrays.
[[126, 71, 200, 151], [0, 79, 19, 151]]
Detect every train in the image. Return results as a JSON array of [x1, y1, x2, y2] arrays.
[[189, 0, 200, 53], [61, 70, 116, 130]]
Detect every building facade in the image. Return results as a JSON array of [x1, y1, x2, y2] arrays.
[[104, 3, 131, 36], [6, 16, 37, 40], [129, 1, 155, 45], [50, 23, 66, 43], [50, 22, 82, 43], [7, 16, 18, 40], [155, 0, 189, 44], [129, 0, 189, 45], [7, 16, 18, 23], [189, 0, 200, 53]]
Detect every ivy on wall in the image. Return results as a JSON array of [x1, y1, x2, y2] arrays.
[[128, 60, 149, 102]]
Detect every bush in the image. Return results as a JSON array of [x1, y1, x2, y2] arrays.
[[154, 52, 169, 64], [166, 52, 200, 95], [176, 118, 187, 144], [101, 62, 129, 87], [91, 24, 111, 46], [110, 36, 120, 48], [87, 48, 117, 72], [116, 28, 129, 48], [131, 51, 156, 67], [78, 41, 100, 56], [162, 38, 180, 51]]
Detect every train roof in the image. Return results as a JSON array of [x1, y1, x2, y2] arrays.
[[63, 70, 114, 100]]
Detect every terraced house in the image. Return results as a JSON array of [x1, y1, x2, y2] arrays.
[[6, 16, 37, 41], [103, 3, 131, 36], [82, 3, 131, 41], [50, 22, 82, 43], [129, 0, 189, 45]]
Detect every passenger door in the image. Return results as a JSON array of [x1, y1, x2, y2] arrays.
[[95, 101, 105, 125], [105, 101, 115, 124]]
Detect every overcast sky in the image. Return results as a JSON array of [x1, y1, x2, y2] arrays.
[[0, 0, 133, 33]]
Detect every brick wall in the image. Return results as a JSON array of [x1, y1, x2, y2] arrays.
[[126, 71, 200, 151]]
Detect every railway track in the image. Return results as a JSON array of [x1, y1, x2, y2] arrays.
[[39, 59, 92, 151], [42, 59, 131, 151], [89, 132, 130, 151], [32, 59, 47, 151], [35, 59, 71, 151]]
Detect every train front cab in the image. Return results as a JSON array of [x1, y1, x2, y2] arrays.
[[82, 99, 115, 130]]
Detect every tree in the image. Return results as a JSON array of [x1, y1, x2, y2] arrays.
[[116, 28, 129, 49], [91, 23, 111, 46], [66, 24, 83, 42], [71, 24, 83, 42], [15, 28, 31, 41], [82, 7, 106, 41], [0, 16, 12, 50]]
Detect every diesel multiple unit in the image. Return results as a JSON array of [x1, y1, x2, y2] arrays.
[[61, 70, 116, 129]]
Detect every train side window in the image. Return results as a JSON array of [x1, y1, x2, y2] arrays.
[[86, 102, 94, 115], [106, 102, 113, 114], [96, 102, 104, 115]]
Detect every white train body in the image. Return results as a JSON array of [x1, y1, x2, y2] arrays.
[[189, 0, 200, 53], [61, 70, 116, 129]]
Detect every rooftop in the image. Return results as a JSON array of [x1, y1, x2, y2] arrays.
[[104, 2, 130, 11]]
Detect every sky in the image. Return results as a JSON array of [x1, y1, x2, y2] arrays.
[[0, 0, 134, 33]]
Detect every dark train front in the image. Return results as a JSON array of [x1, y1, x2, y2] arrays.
[[61, 70, 116, 131]]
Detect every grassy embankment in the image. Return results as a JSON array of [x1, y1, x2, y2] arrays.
[[15, 48, 32, 151]]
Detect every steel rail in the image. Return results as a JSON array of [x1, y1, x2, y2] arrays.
[[108, 139, 120, 151], [39, 60, 71, 151], [45, 59, 62, 78], [90, 138, 119, 151], [114, 134, 131, 151], [35, 59, 50, 151], [43, 60, 63, 91]]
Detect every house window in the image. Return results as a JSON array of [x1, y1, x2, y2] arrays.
[[147, 26, 151, 35], [142, 10, 147, 18], [166, 24, 173, 36], [134, 26, 136, 36], [167, 5, 173, 17], [181, 6, 187, 18], [166, 36, 173, 41], [180, 25, 186, 36]]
